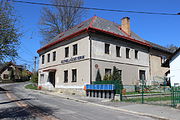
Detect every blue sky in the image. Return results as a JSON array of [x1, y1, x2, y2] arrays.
[[13, 0, 180, 71]]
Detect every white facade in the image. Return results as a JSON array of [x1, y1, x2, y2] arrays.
[[169, 50, 180, 86], [38, 32, 152, 93]]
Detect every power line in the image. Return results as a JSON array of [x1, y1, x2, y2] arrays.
[[12, 0, 180, 16]]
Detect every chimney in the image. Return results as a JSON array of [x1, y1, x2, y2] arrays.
[[121, 17, 131, 36]]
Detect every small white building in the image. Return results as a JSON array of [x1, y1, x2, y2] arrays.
[[168, 48, 180, 86]]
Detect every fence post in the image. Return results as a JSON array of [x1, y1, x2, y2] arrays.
[[120, 84, 123, 101], [141, 79, 145, 104], [171, 87, 175, 107]]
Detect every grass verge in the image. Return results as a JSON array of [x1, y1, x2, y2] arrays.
[[124, 96, 171, 102], [25, 84, 38, 90]]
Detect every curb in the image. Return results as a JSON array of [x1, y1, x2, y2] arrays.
[[37, 89, 169, 120]]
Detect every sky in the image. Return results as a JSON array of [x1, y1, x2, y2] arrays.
[[12, 0, 180, 71]]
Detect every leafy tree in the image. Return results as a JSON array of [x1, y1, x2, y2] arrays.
[[112, 66, 121, 81], [0, 0, 21, 62], [95, 69, 102, 81], [39, 0, 85, 45]]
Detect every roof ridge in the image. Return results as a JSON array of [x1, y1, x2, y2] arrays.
[[93, 16, 132, 38], [89, 16, 97, 28], [53, 17, 94, 38]]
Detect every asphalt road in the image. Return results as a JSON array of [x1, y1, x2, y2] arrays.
[[0, 83, 158, 120]]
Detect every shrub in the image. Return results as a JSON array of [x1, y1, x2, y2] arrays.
[[31, 72, 38, 84]]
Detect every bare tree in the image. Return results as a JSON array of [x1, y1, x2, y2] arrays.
[[166, 44, 179, 53], [39, 0, 85, 45]]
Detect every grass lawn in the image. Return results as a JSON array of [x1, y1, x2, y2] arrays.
[[25, 84, 38, 90], [124, 95, 171, 102]]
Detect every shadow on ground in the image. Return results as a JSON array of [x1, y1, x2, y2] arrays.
[[0, 105, 56, 120]]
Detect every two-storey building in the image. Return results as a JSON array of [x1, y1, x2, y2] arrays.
[[37, 16, 172, 94]]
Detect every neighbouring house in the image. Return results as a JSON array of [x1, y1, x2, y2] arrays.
[[0, 62, 31, 82], [37, 16, 172, 95], [163, 48, 180, 86]]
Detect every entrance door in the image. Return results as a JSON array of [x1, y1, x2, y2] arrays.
[[49, 72, 56, 87]]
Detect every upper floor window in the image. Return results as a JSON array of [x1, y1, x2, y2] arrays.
[[135, 50, 138, 59], [65, 47, 69, 57], [161, 55, 167, 64], [73, 44, 78, 56], [126, 48, 130, 59], [64, 70, 68, 83], [105, 43, 110, 54], [42, 55, 45, 64], [47, 53, 50, 62], [116, 46, 121, 57], [53, 51, 56, 61], [72, 69, 77, 82]]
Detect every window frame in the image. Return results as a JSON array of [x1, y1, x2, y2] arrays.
[[65, 47, 69, 58], [64, 70, 68, 83], [126, 48, 130, 59], [3, 74, 9, 79], [73, 44, 78, 56], [53, 51, 56, 61], [47, 53, 50, 62], [139, 70, 146, 81], [105, 43, 110, 54], [105, 68, 111, 75], [42, 55, 45, 64], [116, 46, 121, 57], [135, 50, 138, 59], [72, 69, 77, 82]]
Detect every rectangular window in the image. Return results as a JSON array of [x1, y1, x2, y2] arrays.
[[116, 46, 121, 57], [53, 51, 56, 61], [65, 47, 69, 57], [72, 69, 77, 82], [42, 55, 45, 64], [135, 50, 138, 59], [105, 43, 110, 54], [161, 56, 167, 64], [139, 70, 146, 81], [47, 53, 50, 62], [105, 69, 111, 75], [73, 44, 78, 56], [3, 74, 9, 79], [64, 70, 68, 83], [126, 48, 130, 59], [40, 74, 44, 84]]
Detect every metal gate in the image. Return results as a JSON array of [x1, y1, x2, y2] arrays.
[[171, 87, 180, 107]]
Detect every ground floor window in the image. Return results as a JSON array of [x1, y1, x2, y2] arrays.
[[105, 69, 111, 75], [64, 70, 68, 83], [139, 70, 146, 81], [40, 74, 44, 84], [3, 74, 9, 79], [72, 69, 77, 82]]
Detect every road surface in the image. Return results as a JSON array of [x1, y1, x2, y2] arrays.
[[0, 83, 158, 120]]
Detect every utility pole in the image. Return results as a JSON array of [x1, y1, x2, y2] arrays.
[[34, 56, 37, 73]]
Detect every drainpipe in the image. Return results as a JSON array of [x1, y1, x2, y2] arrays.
[[88, 32, 92, 84]]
